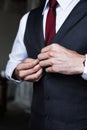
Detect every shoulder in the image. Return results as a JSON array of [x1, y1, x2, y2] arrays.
[[20, 12, 29, 25], [29, 6, 44, 16], [20, 6, 43, 24]]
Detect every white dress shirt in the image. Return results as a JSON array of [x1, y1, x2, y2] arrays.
[[5, 0, 87, 80]]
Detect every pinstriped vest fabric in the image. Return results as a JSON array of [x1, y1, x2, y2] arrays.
[[24, 1, 87, 129]]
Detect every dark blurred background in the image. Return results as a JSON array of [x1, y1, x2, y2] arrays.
[[0, 0, 44, 130]]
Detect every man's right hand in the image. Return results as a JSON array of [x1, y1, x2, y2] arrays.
[[13, 58, 43, 82]]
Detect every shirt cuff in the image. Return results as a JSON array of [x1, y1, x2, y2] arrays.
[[5, 61, 22, 83], [81, 54, 87, 80]]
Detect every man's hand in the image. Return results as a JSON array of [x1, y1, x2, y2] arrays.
[[13, 58, 43, 82], [38, 44, 85, 75]]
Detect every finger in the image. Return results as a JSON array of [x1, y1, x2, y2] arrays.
[[38, 50, 57, 61], [41, 45, 52, 53], [45, 66, 59, 73], [39, 59, 53, 67], [17, 64, 42, 78], [24, 68, 43, 81], [24, 58, 35, 62], [38, 52, 49, 60], [41, 43, 59, 53], [17, 59, 39, 71], [24, 58, 39, 63], [45, 66, 53, 73], [45, 65, 72, 74]]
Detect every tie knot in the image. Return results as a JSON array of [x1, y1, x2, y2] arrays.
[[49, 0, 58, 8]]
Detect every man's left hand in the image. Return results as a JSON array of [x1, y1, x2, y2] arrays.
[[38, 43, 85, 75]]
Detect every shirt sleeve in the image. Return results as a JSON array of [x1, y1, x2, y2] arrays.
[[5, 12, 30, 82]]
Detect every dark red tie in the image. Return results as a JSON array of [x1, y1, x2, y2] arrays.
[[45, 0, 58, 45]]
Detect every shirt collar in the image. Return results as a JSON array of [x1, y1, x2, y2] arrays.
[[58, 0, 80, 10], [42, 0, 80, 13]]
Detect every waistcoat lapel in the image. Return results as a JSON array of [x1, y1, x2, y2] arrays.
[[24, 7, 45, 58], [51, 0, 87, 44]]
